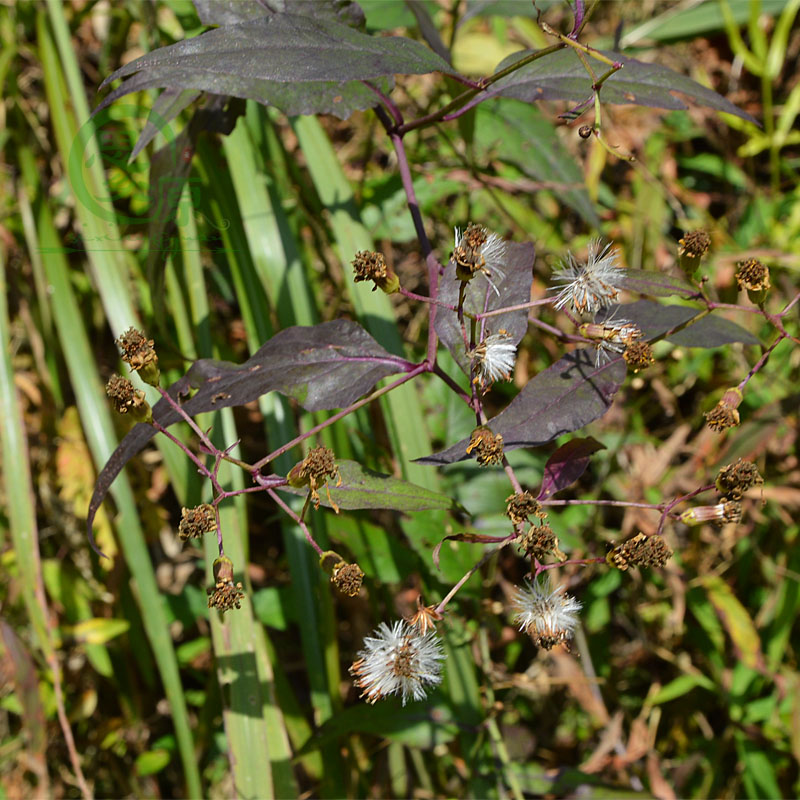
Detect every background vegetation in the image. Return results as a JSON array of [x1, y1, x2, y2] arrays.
[[1, 1, 799, 798]]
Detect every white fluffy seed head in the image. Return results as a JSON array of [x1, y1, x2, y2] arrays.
[[470, 330, 517, 391], [551, 239, 625, 315], [350, 620, 445, 705], [453, 225, 507, 285], [512, 579, 582, 650]]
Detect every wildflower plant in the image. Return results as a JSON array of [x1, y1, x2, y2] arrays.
[[79, 0, 800, 794]]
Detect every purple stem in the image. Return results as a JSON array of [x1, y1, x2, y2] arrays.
[[738, 334, 786, 391], [151, 420, 224, 495], [541, 498, 660, 510], [250, 363, 428, 472], [385, 124, 443, 367], [268, 488, 324, 557], [476, 296, 553, 320], [570, 0, 586, 37], [157, 385, 216, 455], [397, 285, 458, 312], [363, 81, 404, 127]]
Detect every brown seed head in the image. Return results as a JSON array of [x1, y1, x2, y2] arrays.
[[736, 258, 770, 292], [519, 523, 566, 562], [287, 446, 342, 511], [466, 426, 503, 466], [716, 458, 763, 500], [623, 340, 655, 372], [106, 374, 152, 421], [116, 328, 160, 386], [678, 230, 711, 259], [178, 504, 217, 540], [704, 387, 743, 433], [207, 556, 244, 613], [331, 562, 364, 597], [352, 250, 399, 294], [606, 533, 672, 570], [454, 223, 489, 282], [505, 491, 543, 525]]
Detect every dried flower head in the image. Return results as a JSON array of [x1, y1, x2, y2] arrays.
[[678, 230, 711, 259], [466, 425, 504, 466], [704, 387, 743, 433], [350, 621, 445, 705], [551, 239, 625, 315], [287, 446, 342, 512], [116, 327, 160, 387], [680, 500, 742, 526], [519, 523, 566, 562], [207, 556, 244, 613], [452, 223, 506, 286], [579, 319, 642, 366], [678, 230, 711, 276], [716, 458, 763, 501], [106, 374, 152, 422], [606, 533, 672, 570], [736, 258, 770, 304], [405, 597, 443, 636], [469, 330, 517, 392], [623, 340, 655, 372], [331, 561, 364, 597], [178, 504, 218, 541], [512, 579, 582, 650], [352, 250, 399, 294], [505, 491, 544, 526]]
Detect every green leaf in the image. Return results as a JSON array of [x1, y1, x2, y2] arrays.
[[136, 749, 172, 776], [278, 460, 459, 512], [735, 733, 783, 799], [702, 575, 766, 672], [648, 673, 716, 705], [69, 618, 131, 646], [473, 97, 599, 224]]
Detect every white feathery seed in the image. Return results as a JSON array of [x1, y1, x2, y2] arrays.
[[453, 225, 507, 286], [512, 579, 582, 649], [587, 319, 642, 366], [551, 239, 625, 315], [350, 620, 445, 705], [470, 331, 517, 391]]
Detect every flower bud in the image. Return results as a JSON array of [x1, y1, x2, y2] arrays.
[[680, 501, 742, 526]]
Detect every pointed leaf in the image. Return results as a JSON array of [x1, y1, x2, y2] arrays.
[[434, 240, 535, 373], [417, 349, 626, 465], [131, 87, 201, 160], [278, 460, 458, 513], [537, 436, 605, 500], [193, 0, 366, 28], [87, 320, 409, 542], [98, 14, 457, 120], [487, 48, 756, 123], [602, 300, 760, 346]]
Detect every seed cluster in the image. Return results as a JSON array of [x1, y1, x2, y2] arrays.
[[466, 426, 504, 466], [606, 533, 672, 570]]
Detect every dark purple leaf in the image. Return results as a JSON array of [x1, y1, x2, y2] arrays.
[[619, 270, 695, 298], [473, 98, 598, 224], [480, 48, 756, 123], [131, 87, 201, 160], [278, 460, 458, 513], [537, 436, 605, 500], [602, 300, 760, 347], [86, 321, 409, 548], [434, 240, 535, 374], [432, 532, 510, 570], [194, 0, 366, 27], [417, 349, 626, 465], [98, 14, 456, 121]]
